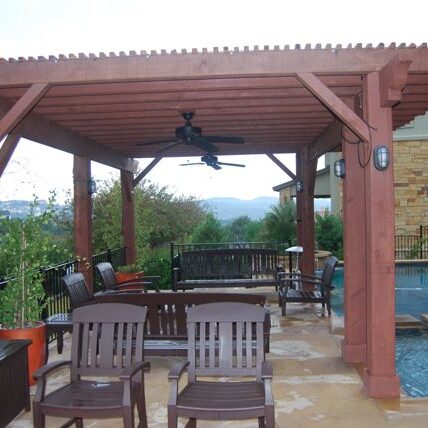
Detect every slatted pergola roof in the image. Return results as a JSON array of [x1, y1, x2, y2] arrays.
[[1, 43, 428, 172]]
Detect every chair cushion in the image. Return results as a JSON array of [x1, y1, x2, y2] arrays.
[[177, 380, 265, 411]]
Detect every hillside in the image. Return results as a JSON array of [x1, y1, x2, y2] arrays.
[[204, 197, 277, 221], [204, 196, 331, 221]]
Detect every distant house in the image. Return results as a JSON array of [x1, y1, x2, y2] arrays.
[[273, 112, 428, 234]]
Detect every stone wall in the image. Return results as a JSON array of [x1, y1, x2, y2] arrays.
[[394, 140, 428, 235]]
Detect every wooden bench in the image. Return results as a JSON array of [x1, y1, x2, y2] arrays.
[[171, 247, 281, 291], [95, 292, 271, 354]]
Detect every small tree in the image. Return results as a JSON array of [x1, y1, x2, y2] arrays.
[[261, 201, 296, 243], [0, 196, 63, 328], [315, 212, 343, 258], [190, 213, 225, 243]]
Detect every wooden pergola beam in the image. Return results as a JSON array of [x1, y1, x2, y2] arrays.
[[296, 72, 371, 143], [0, 133, 21, 178], [0, 83, 49, 141], [0, 97, 138, 172], [133, 157, 162, 188], [308, 118, 342, 159], [379, 55, 411, 107], [266, 153, 296, 180], [0, 48, 427, 86]]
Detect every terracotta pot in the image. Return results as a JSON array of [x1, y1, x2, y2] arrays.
[[0, 321, 46, 386], [115, 272, 141, 283]]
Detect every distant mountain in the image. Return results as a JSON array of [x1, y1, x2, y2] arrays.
[[0, 200, 63, 218], [204, 197, 277, 221], [204, 197, 331, 221]]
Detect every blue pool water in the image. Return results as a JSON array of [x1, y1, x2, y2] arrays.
[[330, 263, 428, 397], [331, 264, 428, 318]]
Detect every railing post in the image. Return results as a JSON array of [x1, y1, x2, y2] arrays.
[[420, 226, 423, 260], [107, 248, 112, 264]]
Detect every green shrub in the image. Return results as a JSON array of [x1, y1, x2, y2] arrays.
[[139, 248, 171, 290], [315, 212, 343, 259]]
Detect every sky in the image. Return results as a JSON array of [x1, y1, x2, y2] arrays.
[[0, 0, 427, 203]]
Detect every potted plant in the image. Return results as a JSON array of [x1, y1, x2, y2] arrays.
[[115, 263, 144, 284], [0, 196, 59, 385]]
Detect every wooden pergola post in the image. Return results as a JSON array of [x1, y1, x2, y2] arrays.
[[73, 156, 93, 291], [296, 150, 316, 276], [121, 170, 137, 264], [341, 100, 367, 364], [361, 72, 400, 398]]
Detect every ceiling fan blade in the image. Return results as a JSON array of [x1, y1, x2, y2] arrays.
[[179, 162, 204, 166], [217, 162, 246, 168], [155, 141, 182, 154], [210, 163, 222, 170], [136, 138, 176, 146], [204, 136, 244, 144], [192, 136, 218, 153]]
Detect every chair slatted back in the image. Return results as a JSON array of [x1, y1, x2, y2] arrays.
[[95, 262, 118, 290], [70, 303, 147, 380], [62, 272, 93, 310], [186, 302, 266, 382], [321, 256, 339, 285]]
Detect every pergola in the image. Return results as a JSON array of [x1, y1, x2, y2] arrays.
[[1, 44, 428, 399]]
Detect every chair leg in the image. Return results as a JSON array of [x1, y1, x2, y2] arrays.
[[75, 418, 83, 428], [168, 406, 178, 428], [137, 386, 148, 428], [258, 416, 265, 427], [185, 418, 196, 428], [33, 404, 45, 428], [265, 405, 275, 428], [123, 406, 135, 428], [282, 299, 287, 316]]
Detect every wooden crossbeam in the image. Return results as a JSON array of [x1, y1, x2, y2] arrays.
[[296, 72, 371, 143], [379, 55, 411, 107], [133, 156, 162, 187], [0, 133, 21, 178], [308, 119, 342, 159], [0, 97, 138, 172], [0, 49, 427, 86], [266, 153, 296, 180], [0, 83, 49, 141]]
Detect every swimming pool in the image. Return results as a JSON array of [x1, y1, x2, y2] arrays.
[[331, 263, 428, 318], [330, 263, 428, 397]]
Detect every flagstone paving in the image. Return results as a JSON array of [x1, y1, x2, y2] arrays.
[[11, 295, 428, 427]]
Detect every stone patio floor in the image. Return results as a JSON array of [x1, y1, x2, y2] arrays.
[[10, 294, 428, 427]]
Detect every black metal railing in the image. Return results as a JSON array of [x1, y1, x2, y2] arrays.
[[0, 247, 126, 320], [395, 225, 428, 260]]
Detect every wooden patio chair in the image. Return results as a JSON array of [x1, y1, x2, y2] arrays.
[[95, 262, 160, 293], [33, 303, 149, 428], [278, 255, 338, 316], [168, 302, 274, 427]]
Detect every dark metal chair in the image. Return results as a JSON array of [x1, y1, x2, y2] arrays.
[[33, 303, 149, 428], [278, 255, 338, 316], [168, 302, 274, 427], [95, 262, 160, 292]]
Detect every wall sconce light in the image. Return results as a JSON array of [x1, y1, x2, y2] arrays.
[[87, 179, 97, 195], [334, 158, 346, 178], [296, 180, 304, 192], [373, 145, 390, 171]]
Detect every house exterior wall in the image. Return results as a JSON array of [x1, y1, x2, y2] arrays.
[[394, 139, 428, 235]]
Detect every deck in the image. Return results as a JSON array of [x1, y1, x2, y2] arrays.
[[10, 292, 428, 427]]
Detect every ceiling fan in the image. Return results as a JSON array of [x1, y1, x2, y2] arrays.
[[136, 111, 244, 154], [180, 153, 246, 170]]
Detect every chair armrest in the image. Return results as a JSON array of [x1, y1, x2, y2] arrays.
[[119, 361, 150, 380], [33, 360, 72, 380], [168, 361, 189, 380], [260, 361, 273, 380]]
